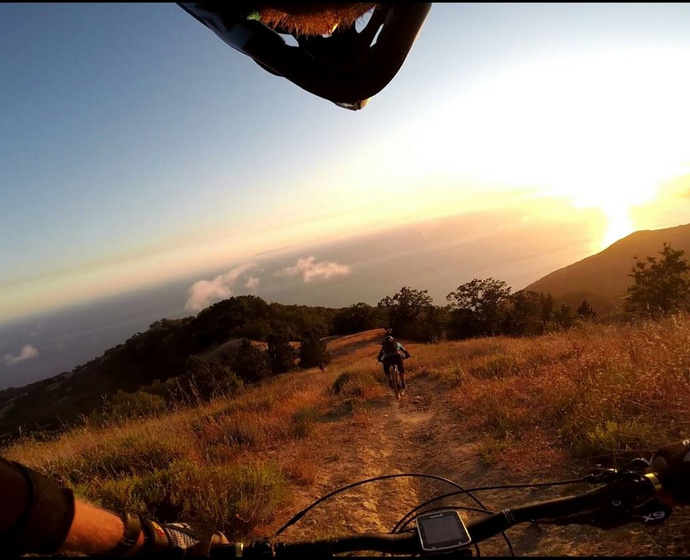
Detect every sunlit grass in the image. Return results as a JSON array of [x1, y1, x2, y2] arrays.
[[422, 315, 690, 471], [5, 319, 690, 544]]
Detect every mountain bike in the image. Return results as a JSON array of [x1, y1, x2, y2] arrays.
[[199, 440, 687, 558], [390, 362, 403, 399], [378, 357, 405, 399]]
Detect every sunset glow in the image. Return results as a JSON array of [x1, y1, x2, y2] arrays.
[[3, 4, 690, 323]]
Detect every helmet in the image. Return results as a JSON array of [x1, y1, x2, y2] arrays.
[[384, 335, 394, 343], [178, 3, 432, 110]]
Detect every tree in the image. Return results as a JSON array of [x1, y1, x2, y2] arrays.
[[504, 290, 542, 336], [577, 300, 597, 321], [267, 333, 297, 374], [233, 339, 271, 383], [184, 356, 242, 401], [553, 304, 574, 329], [625, 243, 690, 317], [378, 286, 434, 338], [539, 293, 556, 331], [299, 331, 332, 369], [446, 278, 512, 337], [333, 303, 381, 334]]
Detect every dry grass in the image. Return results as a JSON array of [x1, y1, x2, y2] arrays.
[[2, 372, 332, 538], [4, 320, 690, 546], [419, 315, 690, 472]]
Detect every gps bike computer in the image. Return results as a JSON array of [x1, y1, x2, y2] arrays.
[[416, 510, 472, 552]]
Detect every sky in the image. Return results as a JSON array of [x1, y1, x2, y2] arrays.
[[3, 2, 690, 329]]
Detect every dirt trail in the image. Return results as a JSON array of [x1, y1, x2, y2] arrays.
[[274, 369, 508, 550], [266, 333, 663, 556]]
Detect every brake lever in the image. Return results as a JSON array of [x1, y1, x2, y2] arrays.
[[584, 468, 619, 484], [584, 458, 651, 484]]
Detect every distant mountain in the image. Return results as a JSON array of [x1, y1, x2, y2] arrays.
[[525, 223, 690, 313]]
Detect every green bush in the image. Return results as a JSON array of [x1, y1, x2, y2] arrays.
[[105, 390, 169, 421], [299, 334, 332, 369], [332, 370, 378, 398], [233, 339, 271, 383], [563, 418, 658, 461], [223, 418, 264, 448], [81, 459, 288, 537], [184, 357, 244, 401], [290, 406, 319, 439], [43, 436, 186, 485]]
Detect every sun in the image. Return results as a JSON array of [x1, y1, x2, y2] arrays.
[[600, 204, 633, 249]]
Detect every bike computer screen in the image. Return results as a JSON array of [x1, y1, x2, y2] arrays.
[[416, 510, 472, 552]]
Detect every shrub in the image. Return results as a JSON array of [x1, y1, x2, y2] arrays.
[[42, 436, 186, 485], [299, 333, 332, 369], [290, 406, 319, 439], [104, 390, 169, 422], [223, 417, 265, 448], [332, 371, 378, 398], [184, 357, 244, 401], [233, 339, 271, 383], [81, 459, 288, 537], [267, 334, 297, 374]]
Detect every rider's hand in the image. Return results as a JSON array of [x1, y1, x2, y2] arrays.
[[650, 440, 690, 504], [140, 518, 229, 556]]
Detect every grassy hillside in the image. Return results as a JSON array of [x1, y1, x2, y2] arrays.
[[525, 222, 690, 312], [0, 296, 340, 439], [4, 320, 690, 556]]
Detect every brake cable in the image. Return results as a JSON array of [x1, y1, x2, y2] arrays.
[[392, 476, 592, 557], [273, 472, 489, 537]]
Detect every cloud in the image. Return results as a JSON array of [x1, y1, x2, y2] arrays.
[[245, 276, 260, 289], [275, 256, 351, 282], [185, 263, 257, 312], [3, 345, 39, 367]]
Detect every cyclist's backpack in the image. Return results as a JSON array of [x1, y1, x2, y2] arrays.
[[383, 338, 399, 355]]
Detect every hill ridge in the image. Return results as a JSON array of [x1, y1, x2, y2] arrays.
[[525, 222, 690, 311]]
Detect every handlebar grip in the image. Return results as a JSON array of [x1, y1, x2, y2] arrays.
[[650, 440, 690, 504]]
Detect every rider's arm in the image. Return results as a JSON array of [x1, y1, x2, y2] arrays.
[[60, 500, 144, 556], [397, 343, 411, 358], [0, 456, 144, 556], [377, 348, 384, 361]]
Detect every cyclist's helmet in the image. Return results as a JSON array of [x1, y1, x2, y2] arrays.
[[384, 335, 394, 343], [178, 3, 432, 110]]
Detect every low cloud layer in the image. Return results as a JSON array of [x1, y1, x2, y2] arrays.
[[276, 256, 351, 282], [3, 344, 39, 367], [185, 263, 258, 312]]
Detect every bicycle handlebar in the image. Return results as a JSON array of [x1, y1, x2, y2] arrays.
[[208, 467, 672, 558]]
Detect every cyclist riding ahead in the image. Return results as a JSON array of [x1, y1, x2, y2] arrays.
[[377, 334, 411, 390]]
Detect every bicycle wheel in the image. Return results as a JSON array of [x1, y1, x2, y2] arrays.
[[390, 364, 402, 400]]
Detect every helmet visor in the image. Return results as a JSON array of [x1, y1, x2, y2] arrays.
[[178, 3, 431, 109]]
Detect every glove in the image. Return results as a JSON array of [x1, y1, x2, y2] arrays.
[[650, 440, 690, 504], [140, 518, 229, 556], [0, 459, 75, 556]]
